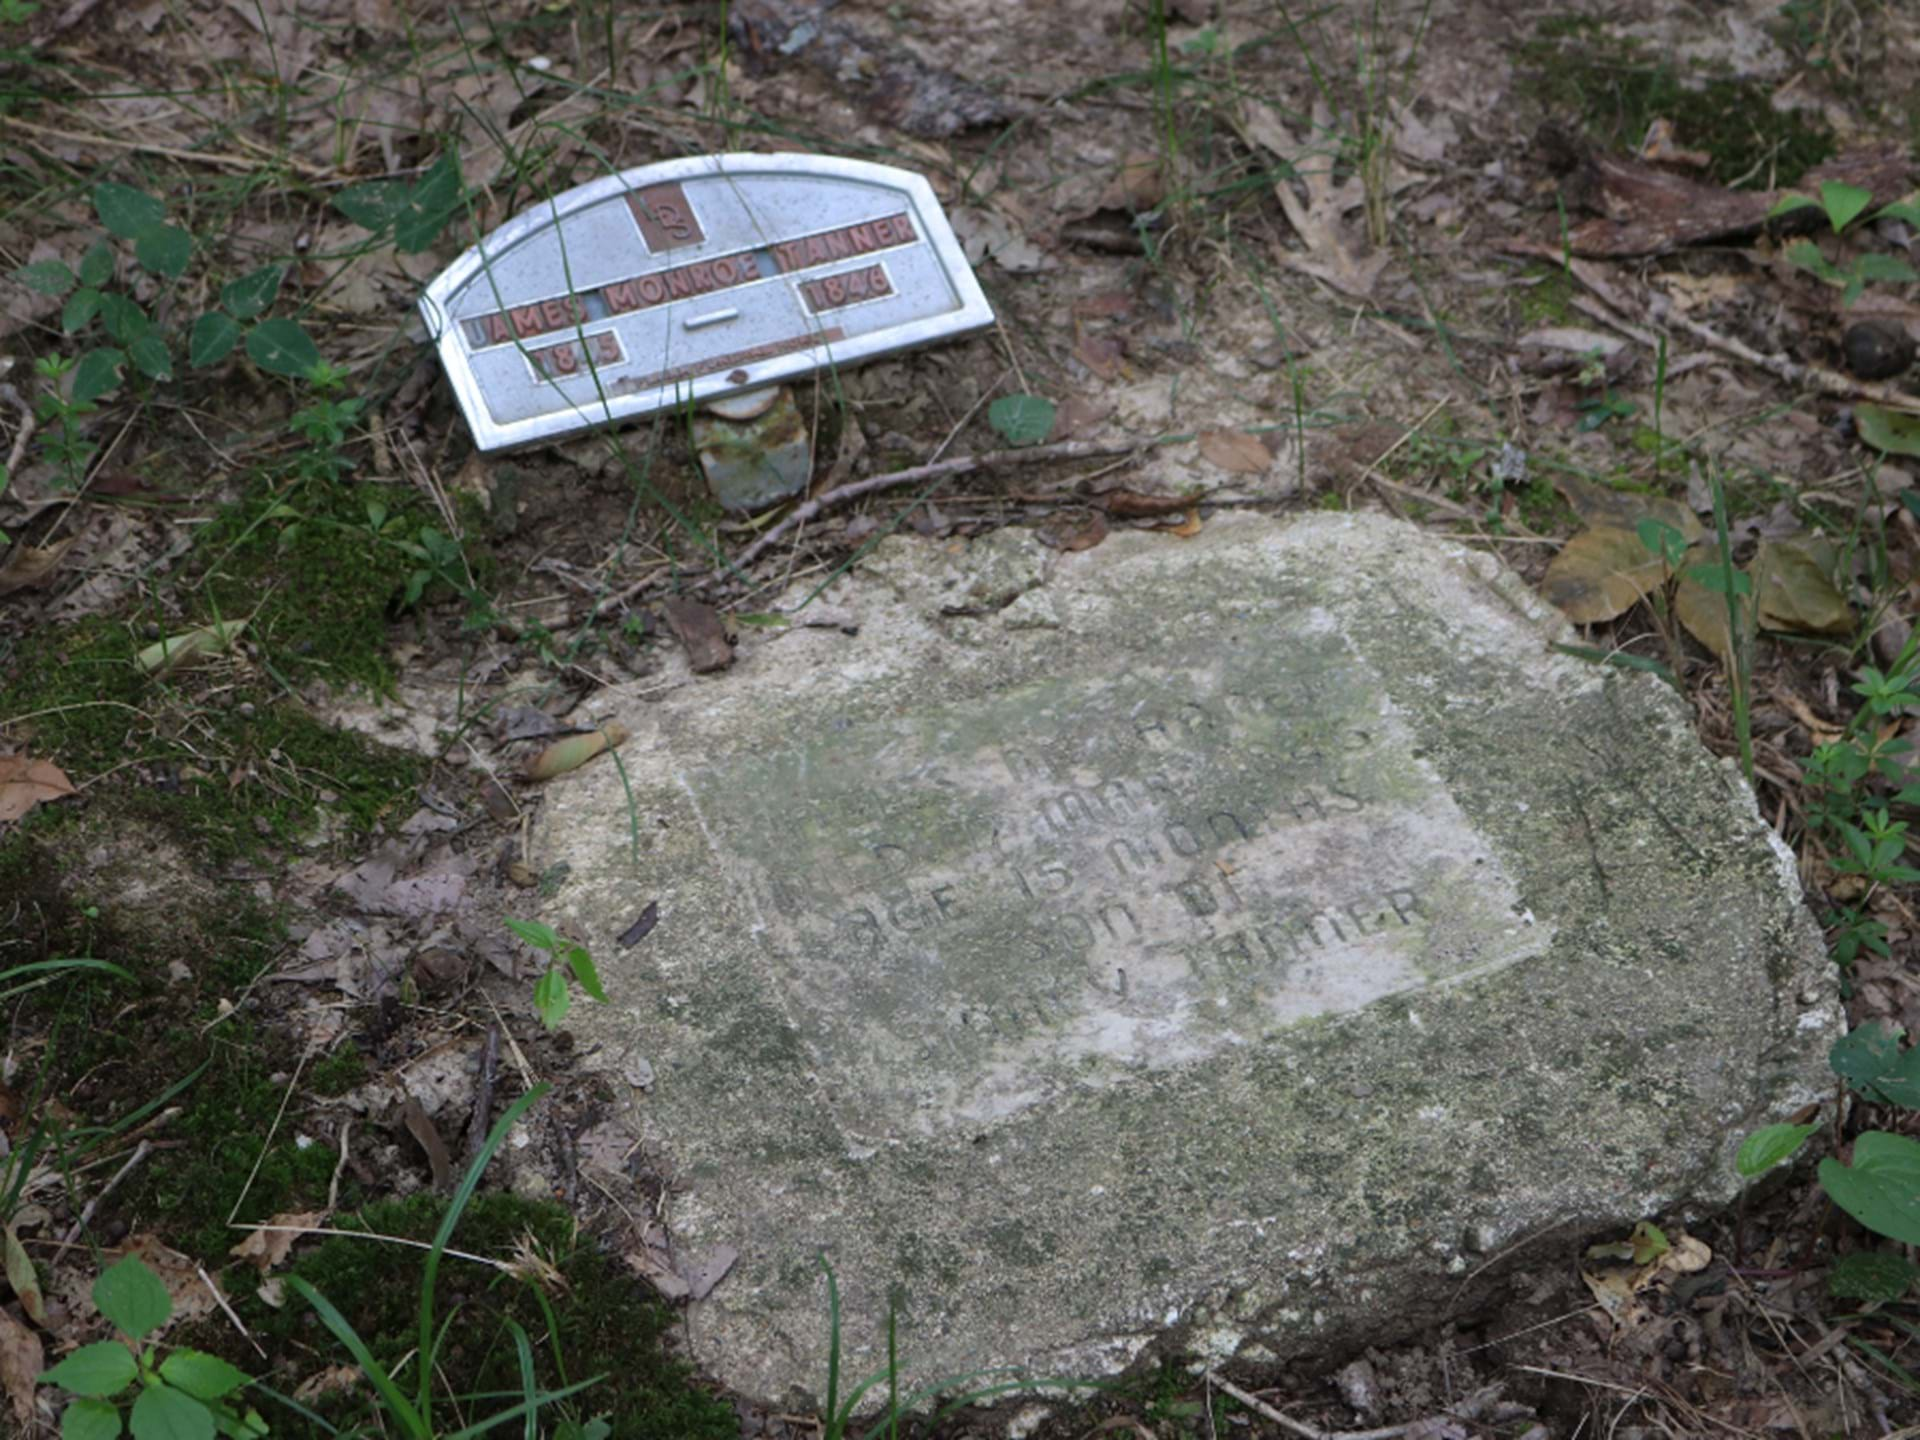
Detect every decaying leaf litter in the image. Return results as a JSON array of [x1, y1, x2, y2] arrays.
[[0, 0, 1919, 1434]]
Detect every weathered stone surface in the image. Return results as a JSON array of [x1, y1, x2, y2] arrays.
[[535, 512, 1836, 1407]]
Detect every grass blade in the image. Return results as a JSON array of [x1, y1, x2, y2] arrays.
[[287, 1275, 428, 1438]]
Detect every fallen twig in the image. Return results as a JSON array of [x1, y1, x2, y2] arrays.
[[465, 1024, 501, 1171], [59, 1140, 152, 1249], [732, 438, 1145, 570], [1208, 1373, 1506, 1440], [0, 382, 35, 477]]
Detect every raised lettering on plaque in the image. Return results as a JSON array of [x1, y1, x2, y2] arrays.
[[686, 640, 1551, 1135], [419, 154, 995, 451]]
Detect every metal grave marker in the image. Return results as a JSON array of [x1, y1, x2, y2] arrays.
[[419, 154, 996, 452]]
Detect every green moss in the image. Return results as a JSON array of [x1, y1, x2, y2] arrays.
[[228, 1193, 735, 1440], [1523, 26, 1834, 185], [309, 1044, 368, 1098], [1517, 265, 1575, 326], [0, 616, 421, 863], [190, 477, 435, 694]]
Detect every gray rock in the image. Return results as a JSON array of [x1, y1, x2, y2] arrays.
[[535, 512, 1836, 1407]]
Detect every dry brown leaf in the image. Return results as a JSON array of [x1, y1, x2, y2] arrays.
[[0, 755, 77, 823], [1673, 544, 1749, 664], [229, 1211, 324, 1274], [3, 1225, 43, 1326], [1095, 150, 1166, 214], [1040, 509, 1109, 553], [525, 725, 631, 782], [1101, 489, 1193, 519], [0, 536, 75, 596], [0, 1305, 40, 1431], [1198, 429, 1273, 475], [1241, 99, 1390, 299], [293, 1364, 363, 1403], [1168, 506, 1204, 539], [1553, 474, 1704, 540], [1754, 538, 1851, 636], [1541, 526, 1669, 623], [1074, 331, 1125, 380]]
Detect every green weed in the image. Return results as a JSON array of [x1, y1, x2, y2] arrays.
[[39, 1254, 269, 1440]]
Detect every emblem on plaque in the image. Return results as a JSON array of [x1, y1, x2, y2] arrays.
[[418, 154, 996, 452]]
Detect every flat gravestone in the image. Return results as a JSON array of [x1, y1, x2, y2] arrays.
[[535, 512, 1836, 1407], [419, 154, 994, 451]]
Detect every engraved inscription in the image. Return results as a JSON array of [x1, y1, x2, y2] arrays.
[[770, 213, 917, 274], [688, 650, 1548, 1132], [527, 329, 623, 381], [800, 263, 894, 313], [627, 182, 704, 250]]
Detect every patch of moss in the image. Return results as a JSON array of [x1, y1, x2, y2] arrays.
[[0, 842, 352, 1262], [309, 1044, 368, 1098], [228, 1193, 735, 1439], [1516, 264, 1575, 326], [1522, 26, 1834, 186], [0, 616, 421, 862], [189, 477, 436, 695]]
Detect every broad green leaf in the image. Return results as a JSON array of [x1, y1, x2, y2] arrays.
[[987, 393, 1056, 448], [1541, 525, 1667, 624], [157, 1350, 247, 1401], [1765, 193, 1816, 220], [334, 151, 465, 253], [127, 331, 172, 382], [71, 347, 126, 406], [1875, 199, 1920, 228], [1821, 1132, 1920, 1246], [1820, 180, 1873, 233], [220, 264, 282, 319], [91, 182, 165, 240], [133, 224, 191, 279], [5, 1222, 44, 1324], [244, 317, 321, 378], [1857, 404, 1920, 459], [16, 258, 73, 296], [62, 287, 102, 334], [1627, 1220, 1668, 1265], [188, 312, 241, 368], [1857, 254, 1919, 284], [1833, 1021, 1905, 1099], [93, 1255, 171, 1340], [566, 945, 609, 1003], [1736, 1122, 1818, 1178], [98, 292, 150, 343], [504, 917, 559, 952], [1785, 240, 1841, 283], [533, 967, 570, 1029], [59, 1397, 122, 1440], [78, 239, 114, 288], [39, 1341, 137, 1398], [1830, 1250, 1919, 1303], [1841, 275, 1866, 309], [129, 1382, 215, 1440]]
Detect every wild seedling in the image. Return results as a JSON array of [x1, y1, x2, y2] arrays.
[[1768, 182, 1920, 307], [283, 1084, 601, 1437], [505, 918, 609, 1029], [39, 1253, 270, 1439]]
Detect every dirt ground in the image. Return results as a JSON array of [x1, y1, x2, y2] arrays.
[[3, 0, 1920, 1435]]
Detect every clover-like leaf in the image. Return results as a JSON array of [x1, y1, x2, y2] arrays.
[[189, 312, 241, 369], [987, 393, 1057, 448], [158, 1349, 247, 1401], [134, 224, 192, 280], [244, 318, 321, 378], [127, 332, 172, 382], [533, 967, 571, 1029], [16, 258, 73, 296], [129, 1382, 214, 1440], [1830, 1250, 1919, 1303], [71, 346, 127, 406], [91, 182, 165, 240], [1819, 180, 1873, 233], [220, 264, 283, 320]]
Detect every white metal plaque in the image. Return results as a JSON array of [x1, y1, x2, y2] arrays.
[[418, 154, 996, 451]]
